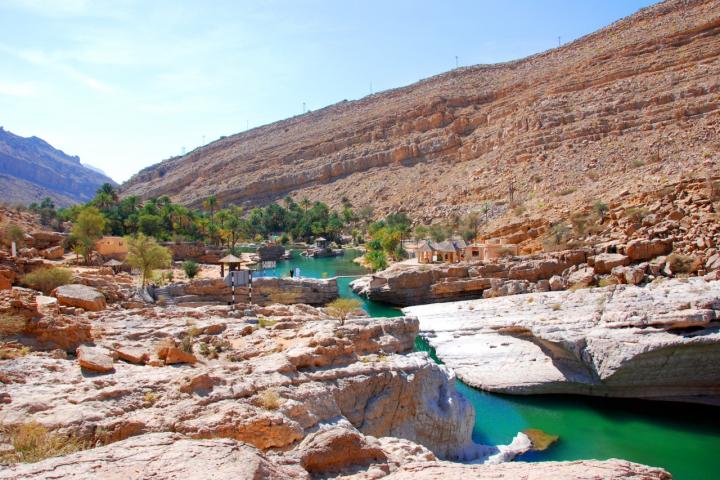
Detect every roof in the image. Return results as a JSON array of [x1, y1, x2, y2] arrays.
[[103, 259, 124, 266], [416, 241, 435, 253], [432, 241, 459, 253], [453, 239, 468, 249], [219, 254, 243, 263], [315, 237, 327, 241]]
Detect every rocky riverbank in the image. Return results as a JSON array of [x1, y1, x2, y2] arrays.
[[404, 278, 720, 405], [1, 290, 550, 476]]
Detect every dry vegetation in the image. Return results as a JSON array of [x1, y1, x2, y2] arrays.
[[0, 422, 88, 464], [21, 268, 73, 295]]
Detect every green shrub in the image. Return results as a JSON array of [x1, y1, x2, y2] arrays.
[[0, 223, 25, 248], [21, 268, 73, 294], [181, 260, 199, 279], [366, 250, 388, 271]]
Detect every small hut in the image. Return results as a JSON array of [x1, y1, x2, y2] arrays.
[[103, 259, 124, 275], [219, 254, 243, 277], [416, 241, 435, 264]]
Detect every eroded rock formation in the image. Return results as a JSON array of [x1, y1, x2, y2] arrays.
[[404, 278, 720, 404]]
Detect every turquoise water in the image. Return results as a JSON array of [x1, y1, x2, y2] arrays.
[[263, 250, 720, 479], [255, 248, 402, 318]]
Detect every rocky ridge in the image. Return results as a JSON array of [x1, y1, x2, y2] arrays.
[[123, 0, 720, 227], [0, 127, 115, 207]]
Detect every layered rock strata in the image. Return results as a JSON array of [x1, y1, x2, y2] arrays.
[[122, 0, 720, 228], [352, 250, 588, 306], [404, 278, 720, 404]]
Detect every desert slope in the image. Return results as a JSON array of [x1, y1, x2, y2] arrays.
[[122, 0, 720, 223]]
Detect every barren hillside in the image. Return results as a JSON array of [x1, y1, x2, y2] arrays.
[[122, 0, 720, 226]]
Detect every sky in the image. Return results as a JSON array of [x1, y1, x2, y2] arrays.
[[0, 0, 657, 183]]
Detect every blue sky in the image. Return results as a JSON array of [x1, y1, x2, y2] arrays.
[[0, 0, 656, 183]]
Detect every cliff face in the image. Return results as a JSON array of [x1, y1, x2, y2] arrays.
[[0, 127, 115, 207], [122, 0, 720, 221]]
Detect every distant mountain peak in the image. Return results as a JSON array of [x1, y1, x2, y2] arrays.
[[0, 127, 115, 207]]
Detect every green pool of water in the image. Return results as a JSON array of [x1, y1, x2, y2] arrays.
[[262, 250, 720, 479]]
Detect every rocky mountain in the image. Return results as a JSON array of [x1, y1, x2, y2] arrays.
[[0, 127, 115, 207], [122, 0, 720, 224]]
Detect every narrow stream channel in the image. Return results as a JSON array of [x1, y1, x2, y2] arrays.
[[260, 249, 720, 479]]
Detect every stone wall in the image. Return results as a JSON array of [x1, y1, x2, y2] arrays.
[[165, 276, 339, 306]]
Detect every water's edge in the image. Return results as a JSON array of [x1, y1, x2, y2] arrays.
[[270, 250, 720, 479]]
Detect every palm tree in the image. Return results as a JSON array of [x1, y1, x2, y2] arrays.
[[203, 195, 218, 227], [300, 198, 311, 214], [98, 183, 118, 202]]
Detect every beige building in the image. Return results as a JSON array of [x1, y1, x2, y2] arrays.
[[95, 236, 128, 260], [465, 238, 519, 262]]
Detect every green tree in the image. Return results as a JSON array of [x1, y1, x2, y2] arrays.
[[182, 260, 200, 279], [138, 214, 163, 237], [414, 225, 429, 242], [125, 234, 172, 286], [366, 249, 388, 271], [429, 224, 448, 243], [71, 207, 107, 264], [1, 223, 26, 248], [203, 195, 218, 227], [326, 298, 362, 326]]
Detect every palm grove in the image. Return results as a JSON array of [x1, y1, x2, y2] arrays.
[[28, 183, 487, 273]]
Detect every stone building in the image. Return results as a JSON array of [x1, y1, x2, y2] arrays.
[[95, 236, 128, 260]]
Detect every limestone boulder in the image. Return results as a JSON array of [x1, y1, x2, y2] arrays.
[[0, 432, 305, 479], [164, 347, 198, 365], [53, 284, 107, 311], [296, 425, 388, 475], [626, 238, 672, 262], [77, 345, 115, 373], [593, 253, 630, 274], [39, 245, 64, 260], [567, 267, 594, 287]]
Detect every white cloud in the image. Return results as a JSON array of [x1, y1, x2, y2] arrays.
[[0, 43, 114, 93]]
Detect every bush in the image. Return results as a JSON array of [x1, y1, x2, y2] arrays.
[[365, 249, 388, 271], [182, 260, 199, 279], [326, 298, 362, 326], [0, 422, 88, 464], [258, 388, 283, 410], [667, 253, 697, 274], [257, 317, 278, 329], [543, 223, 571, 252], [0, 223, 25, 248], [558, 188, 576, 196], [0, 312, 28, 338], [21, 268, 73, 294]]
